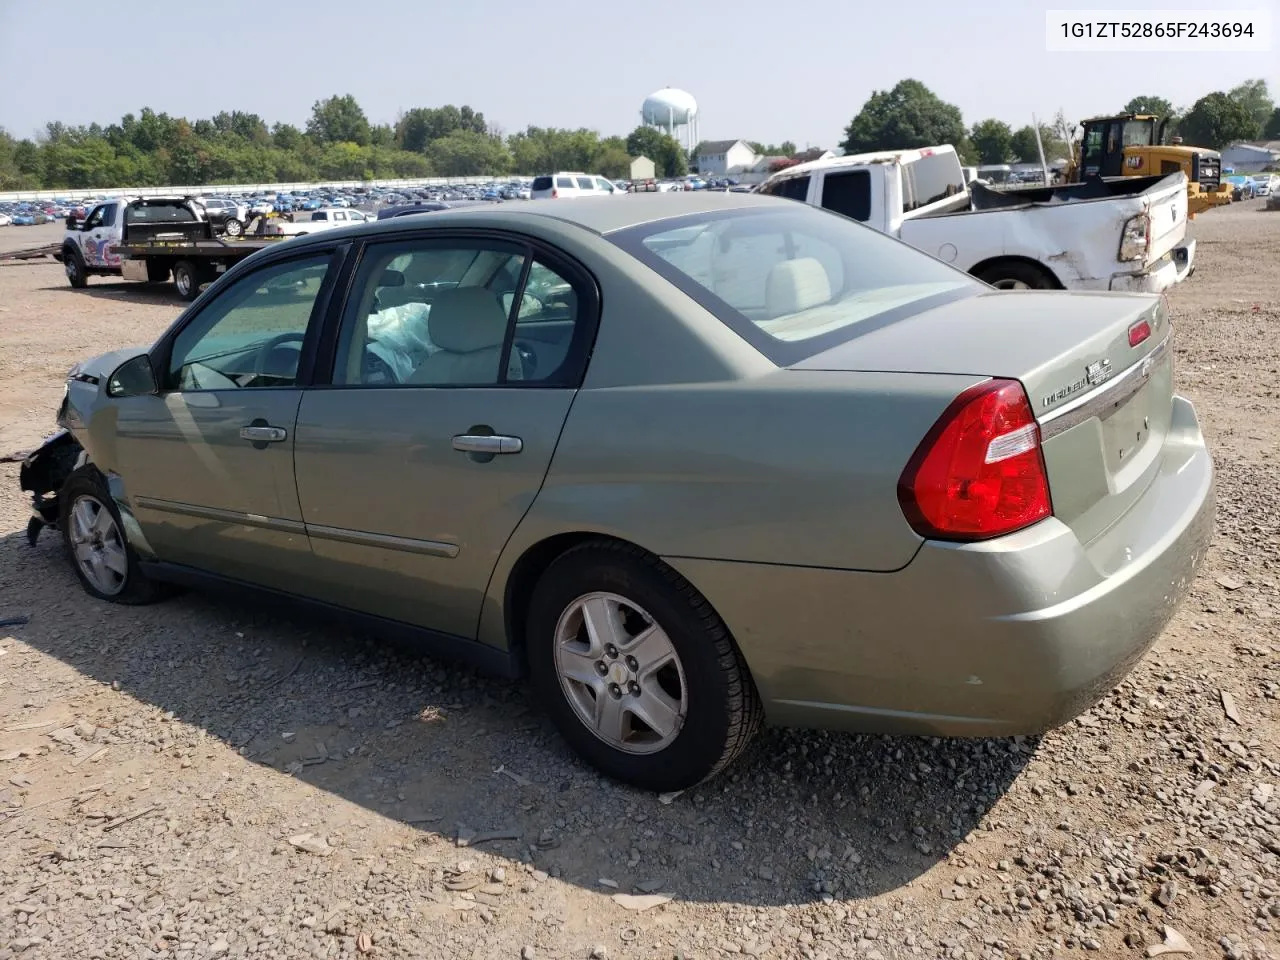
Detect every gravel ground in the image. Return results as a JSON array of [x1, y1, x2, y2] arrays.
[[1, 201, 1277, 960]]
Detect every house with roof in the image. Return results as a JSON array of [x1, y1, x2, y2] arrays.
[[1222, 140, 1280, 174], [694, 139, 759, 176]]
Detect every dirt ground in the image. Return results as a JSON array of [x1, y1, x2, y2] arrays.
[[1, 203, 1277, 960]]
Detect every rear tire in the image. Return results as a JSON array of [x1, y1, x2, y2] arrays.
[[527, 540, 762, 792], [223, 218, 244, 238], [64, 248, 87, 288], [59, 466, 169, 606], [172, 260, 199, 301], [976, 261, 1057, 290]]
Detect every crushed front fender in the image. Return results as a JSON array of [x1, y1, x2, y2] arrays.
[[18, 429, 83, 545]]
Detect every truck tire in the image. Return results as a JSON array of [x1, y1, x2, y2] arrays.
[[975, 261, 1057, 290], [172, 261, 200, 302], [64, 247, 88, 289]]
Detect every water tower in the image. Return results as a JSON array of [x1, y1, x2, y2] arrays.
[[641, 88, 699, 153]]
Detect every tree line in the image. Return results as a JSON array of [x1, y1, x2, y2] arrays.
[[4, 79, 1276, 191], [0, 94, 692, 191], [845, 78, 1278, 166]]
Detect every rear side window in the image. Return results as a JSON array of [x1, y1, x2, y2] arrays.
[[610, 205, 980, 365], [759, 176, 810, 201], [901, 153, 964, 211], [532, 176, 553, 191], [575, 177, 594, 190], [556, 177, 574, 188], [821, 170, 871, 221]]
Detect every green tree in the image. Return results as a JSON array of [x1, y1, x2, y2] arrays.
[[969, 118, 1013, 164], [306, 94, 370, 146], [624, 126, 687, 176], [841, 79, 966, 154], [593, 136, 632, 179], [1264, 107, 1280, 139], [1008, 124, 1068, 163], [1227, 78, 1274, 130], [426, 130, 511, 176], [396, 105, 488, 153], [271, 123, 305, 151], [1179, 91, 1261, 149], [747, 140, 797, 156], [1121, 95, 1175, 118]]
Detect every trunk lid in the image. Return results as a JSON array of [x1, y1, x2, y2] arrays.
[[792, 289, 1174, 544]]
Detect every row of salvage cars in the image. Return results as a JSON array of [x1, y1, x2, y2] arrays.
[[19, 189, 1215, 792]]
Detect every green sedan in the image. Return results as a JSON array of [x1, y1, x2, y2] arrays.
[[20, 193, 1216, 792]]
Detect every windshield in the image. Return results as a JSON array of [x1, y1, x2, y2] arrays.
[[609, 204, 981, 365]]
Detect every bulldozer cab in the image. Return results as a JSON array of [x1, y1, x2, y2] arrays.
[[1078, 115, 1161, 178]]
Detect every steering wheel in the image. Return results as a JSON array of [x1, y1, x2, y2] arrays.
[[253, 332, 306, 383]]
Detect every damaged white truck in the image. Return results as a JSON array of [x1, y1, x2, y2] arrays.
[[756, 144, 1195, 292]]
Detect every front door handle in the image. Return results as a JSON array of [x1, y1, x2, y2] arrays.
[[240, 424, 287, 443], [452, 434, 522, 455]]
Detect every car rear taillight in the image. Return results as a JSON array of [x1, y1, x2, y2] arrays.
[[1128, 318, 1152, 346], [552, 189, 558, 199], [898, 379, 1052, 541]]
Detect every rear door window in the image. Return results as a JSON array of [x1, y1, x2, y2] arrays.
[[575, 177, 594, 190], [820, 170, 871, 221], [759, 176, 810, 202]]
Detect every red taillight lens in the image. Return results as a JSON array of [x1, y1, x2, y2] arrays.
[[552, 189, 558, 198], [1128, 319, 1151, 346], [898, 379, 1052, 541]]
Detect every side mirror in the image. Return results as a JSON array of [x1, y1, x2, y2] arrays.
[[66, 215, 81, 230], [106, 354, 159, 398], [378, 269, 405, 288]]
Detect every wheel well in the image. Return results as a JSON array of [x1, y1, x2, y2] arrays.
[[502, 532, 644, 675], [968, 256, 1063, 288]]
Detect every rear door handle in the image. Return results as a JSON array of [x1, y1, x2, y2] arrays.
[[452, 434, 522, 455], [240, 425, 287, 443]]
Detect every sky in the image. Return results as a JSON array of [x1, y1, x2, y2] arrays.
[[1, 0, 1276, 149]]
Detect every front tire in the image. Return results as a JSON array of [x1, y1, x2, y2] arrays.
[[527, 541, 762, 792], [172, 260, 199, 301], [223, 218, 244, 237], [59, 467, 167, 605], [64, 248, 87, 288]]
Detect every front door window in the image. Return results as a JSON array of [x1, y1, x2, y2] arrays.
[[167, 255, 331, 391]]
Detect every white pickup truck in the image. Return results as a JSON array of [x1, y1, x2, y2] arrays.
[[260, 206, 373, 237], [756, 144, 1195, 292]]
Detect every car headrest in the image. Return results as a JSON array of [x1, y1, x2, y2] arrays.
[[427, 288, 509, 353], [765, 257, 831, 317]]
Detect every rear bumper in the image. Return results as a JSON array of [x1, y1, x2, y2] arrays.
[[665, 395, 1215, 737], [1108, 239, 1196, 293]]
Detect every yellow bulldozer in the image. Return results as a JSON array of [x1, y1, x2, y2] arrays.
[[1064, 114, 1233, 218]]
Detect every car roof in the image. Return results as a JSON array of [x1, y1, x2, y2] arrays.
[[281, 192, 785, 250]]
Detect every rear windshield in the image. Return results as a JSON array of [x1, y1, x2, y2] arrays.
[[532, 176, 553, 191], [124, 202, 197, 223], [608, 203, 981, 365]]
